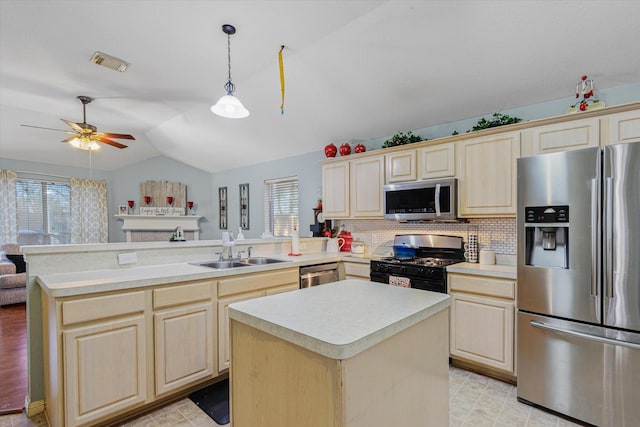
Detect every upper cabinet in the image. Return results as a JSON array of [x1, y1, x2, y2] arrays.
[[350, 155, 385, 218], [322, 161, 350, 218], [417, 142, 455, 179], [521, 117, 599, 157], [320, 103, 639, 220], [385, 150, 417, 183], [603, 110, 640, 146], [457, 131, 520, 217], [322, 155, 384, 219]]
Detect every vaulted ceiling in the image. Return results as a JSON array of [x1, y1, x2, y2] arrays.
[[1, 1, 639, 172]]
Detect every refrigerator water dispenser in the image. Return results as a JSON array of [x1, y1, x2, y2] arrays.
[[524, 206, 569, 269]]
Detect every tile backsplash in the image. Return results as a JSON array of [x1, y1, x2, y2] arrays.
[[337, 218, 516, 255]]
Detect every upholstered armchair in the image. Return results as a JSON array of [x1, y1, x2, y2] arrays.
[[0, 244, 27, 307]]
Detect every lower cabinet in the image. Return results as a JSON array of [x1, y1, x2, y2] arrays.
[[342, 261, 370, 280], [63, 314, 147, 427], [217, 268, 299, 372], [153, 281, 215, 396], [43, 280, 216, 427], [448, 273, 516, 376]]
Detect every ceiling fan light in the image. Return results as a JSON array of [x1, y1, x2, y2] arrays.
[[211, 94, 250, 118], [69, 136, 101, 151]]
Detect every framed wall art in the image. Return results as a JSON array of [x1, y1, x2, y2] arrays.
[[219, 187, 228, 229], [240, 183, 249, 230]]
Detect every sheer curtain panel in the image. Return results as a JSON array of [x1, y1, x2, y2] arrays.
[[0, 170, 18, 245], [70, 178, 108, 243]]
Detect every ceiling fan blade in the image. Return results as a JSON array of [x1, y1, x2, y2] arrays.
[[99, 132, 135, 140], [61, 119, 85, 133], [21, 124, 76, 134], [94, 136, 128, 149], [61, 136, 77, 143]]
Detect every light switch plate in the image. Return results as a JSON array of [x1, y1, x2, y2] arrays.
[[118, 252, 137, 265]]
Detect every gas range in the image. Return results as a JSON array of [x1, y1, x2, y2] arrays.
[[370, 234, 465, 293]]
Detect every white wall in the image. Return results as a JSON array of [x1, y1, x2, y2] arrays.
[[210, 150, 325, 239]]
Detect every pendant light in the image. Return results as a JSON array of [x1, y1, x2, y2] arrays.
[[211, 24, 250, 119]]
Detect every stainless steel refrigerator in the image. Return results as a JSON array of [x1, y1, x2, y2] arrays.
[[517, 142, 640, 427]]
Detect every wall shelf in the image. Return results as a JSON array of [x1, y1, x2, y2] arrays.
[[115, 215, 203, 242]]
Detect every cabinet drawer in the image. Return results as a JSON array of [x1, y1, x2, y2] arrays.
[[62, 291, 145, 326], [153, 280, 213, 309], [449, 274, 515, 299], [218, 268, 299, 297], [344, 262, 370, 278]]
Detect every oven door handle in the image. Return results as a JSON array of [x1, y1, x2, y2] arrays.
[[435, 183, 441, 217]]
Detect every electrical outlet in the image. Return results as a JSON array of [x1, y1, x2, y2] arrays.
[[371, 234, 379, 244], [118, 252, 137, 265]]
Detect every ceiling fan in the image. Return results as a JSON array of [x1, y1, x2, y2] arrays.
[[21, 95, 135, 150]]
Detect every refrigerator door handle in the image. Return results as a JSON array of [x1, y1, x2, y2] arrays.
[[530, 320, 640, 350], [604, 177, 614, 299], [435, 183, 441, 217], [590, 178, 600, 297]]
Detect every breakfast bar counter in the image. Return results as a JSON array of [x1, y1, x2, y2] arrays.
[[228, 279, 451, 427]]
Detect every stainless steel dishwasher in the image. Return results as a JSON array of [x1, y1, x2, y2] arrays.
[[299, 262, 339, 288]]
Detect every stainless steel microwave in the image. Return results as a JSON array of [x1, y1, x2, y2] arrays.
[[383, 178, 457, 221]]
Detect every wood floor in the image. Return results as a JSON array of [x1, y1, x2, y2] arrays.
[[0, 304, 27, 415]]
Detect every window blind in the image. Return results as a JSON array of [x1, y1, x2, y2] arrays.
[[264, 176, 299, 237], [16, 180, 71, 244]]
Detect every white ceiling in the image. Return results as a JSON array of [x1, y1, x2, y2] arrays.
[[1, 1, 639, 173]]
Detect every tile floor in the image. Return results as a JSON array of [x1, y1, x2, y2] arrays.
[[0, 366, 584, 427]]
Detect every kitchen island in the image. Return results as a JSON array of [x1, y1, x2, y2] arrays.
[[228, 279, 450, 427]]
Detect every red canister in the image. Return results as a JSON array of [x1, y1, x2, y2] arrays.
[[338, 230, 353, 252]]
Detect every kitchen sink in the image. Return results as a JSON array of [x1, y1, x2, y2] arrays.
[[243, 257, 289, 265], [191, 257, 289, 269], [191, 261, 252, 270]]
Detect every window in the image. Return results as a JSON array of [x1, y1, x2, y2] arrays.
[[16, 179, 71, 245], [264, 176, 299, 237]]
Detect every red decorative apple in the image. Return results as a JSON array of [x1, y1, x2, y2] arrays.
[[324, 143, 337, 157], [339, 143, 351, 156], [354, 143, 366, 153]]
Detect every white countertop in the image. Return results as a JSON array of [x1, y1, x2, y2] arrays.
[[446, 262, 516, 280], [228, 279, 450, 360], [37, 252, 342, 297]]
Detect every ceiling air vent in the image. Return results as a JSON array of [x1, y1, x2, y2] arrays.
[[90, 51, 130, 72]]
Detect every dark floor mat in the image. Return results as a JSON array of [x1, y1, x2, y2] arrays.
[[188, 379, 229, 425]]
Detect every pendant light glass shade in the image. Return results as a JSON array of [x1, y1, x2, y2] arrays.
[[211, 94, 249, 118], [212, 24, 249, 119]]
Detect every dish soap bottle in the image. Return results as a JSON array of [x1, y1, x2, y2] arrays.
[[237, 227, 245, 240], [290, 226, 300, 255]]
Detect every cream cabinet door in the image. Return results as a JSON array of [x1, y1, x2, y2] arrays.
[[604, 109, 640, 145], [343, 261, 370, 279], [322, 161, 350, 218], [385, 150, 417, 183], [450, 292, 514, 373], [63, 315, 147, 427], [522, 117, 599, 156], [217, 290, 264, 372], [458, 131, 520, 216], [154, 303, 214, 396], [350, 155, 384, 218], [417, 143, 455, 179]]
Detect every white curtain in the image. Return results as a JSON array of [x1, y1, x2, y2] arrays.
[[0, 170, 18, 245], [70, 178, 108, 243]]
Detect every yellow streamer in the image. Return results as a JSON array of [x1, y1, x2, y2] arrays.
[[279, 45, 285, 115]]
